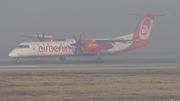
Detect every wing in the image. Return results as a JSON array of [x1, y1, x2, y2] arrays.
[[20, 35, 66, 41], [93, 39, 136, 43], [20, 35, 40, 39]]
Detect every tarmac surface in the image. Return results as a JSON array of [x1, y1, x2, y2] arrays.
[[0, 58, 180, 72]]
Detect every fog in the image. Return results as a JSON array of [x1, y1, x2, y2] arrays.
[[0, 0, 180, 60]]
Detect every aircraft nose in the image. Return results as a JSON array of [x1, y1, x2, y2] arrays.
[[9, 50, 17, 57]]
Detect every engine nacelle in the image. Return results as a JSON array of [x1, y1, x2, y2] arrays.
[[81, 40, 113, 52]]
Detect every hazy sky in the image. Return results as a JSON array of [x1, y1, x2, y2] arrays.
[[0, 0, 180, 60]]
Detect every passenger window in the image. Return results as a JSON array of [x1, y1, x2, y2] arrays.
[[18, 45, 30, 48]]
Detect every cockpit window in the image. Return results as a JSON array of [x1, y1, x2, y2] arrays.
[[24, 45, 30, 48], [18, 45, 24, 48], [18, 45, 30, 48]]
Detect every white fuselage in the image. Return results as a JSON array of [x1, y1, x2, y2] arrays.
[[9, 34, 134, 58]]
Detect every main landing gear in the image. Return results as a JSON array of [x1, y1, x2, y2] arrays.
[[95, 52, 102, 63], [95, 57, 102, 63]]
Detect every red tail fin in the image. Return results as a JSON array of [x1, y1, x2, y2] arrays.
[[133, 12, 156, 41]]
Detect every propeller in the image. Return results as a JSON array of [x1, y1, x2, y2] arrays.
[[71, 34, 84, 55], [36, 32, 45, 41]]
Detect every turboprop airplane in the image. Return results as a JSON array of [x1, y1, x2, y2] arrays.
[[9, 12, 168, 62]]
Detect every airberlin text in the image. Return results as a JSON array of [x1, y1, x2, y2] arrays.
[[38, 43, 72, 53]]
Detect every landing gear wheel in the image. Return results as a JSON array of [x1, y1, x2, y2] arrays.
[[95, 57, 102, 63], [59, 56, 67, 62], [16, 59, 20, 63]]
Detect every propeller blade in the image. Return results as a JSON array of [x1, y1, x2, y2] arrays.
[[42, 32, 45, 41], [73, 47, 83, 55], [73, 34, 77, 41], [36, 33, 41, 41], [79, 47, 83, 55], [72, 34, 84, 55], [78, 34, 82, 41], [36, 32, 46, 41], [36, 33, 39, 38], [74, 48, 77, 54]]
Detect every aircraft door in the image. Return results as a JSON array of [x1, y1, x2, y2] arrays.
[[111, 43, 116, 52], [32, 44, 38, 56]]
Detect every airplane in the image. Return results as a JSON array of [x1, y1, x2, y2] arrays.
[[9, 12, 168, 63]]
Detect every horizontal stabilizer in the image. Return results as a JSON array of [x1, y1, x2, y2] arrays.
[[128, 12, 170, 17]]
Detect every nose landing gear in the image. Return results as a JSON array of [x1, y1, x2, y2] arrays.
[[59, 56, 67, 62], [16, 59, 20, 63]]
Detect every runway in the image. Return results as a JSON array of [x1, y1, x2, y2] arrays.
[[0, 59, 180, 72]]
